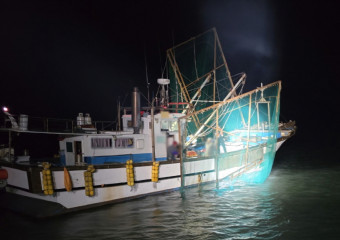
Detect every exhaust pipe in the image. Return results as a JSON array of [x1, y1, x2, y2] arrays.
[[131, 87, 141, 134]]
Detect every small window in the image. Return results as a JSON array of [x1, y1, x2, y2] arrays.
[[91, 138, 112, 148], [115, 138, 134, 148], [66, 142, 73, 153], [161, 120, 169, 131], [169, 121, 178, 131]]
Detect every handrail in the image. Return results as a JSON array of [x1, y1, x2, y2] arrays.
[[0, 115, 115, 133]]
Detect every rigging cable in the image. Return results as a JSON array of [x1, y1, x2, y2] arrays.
[[193, 38, 199, 80], [144, 44, 150, 107]]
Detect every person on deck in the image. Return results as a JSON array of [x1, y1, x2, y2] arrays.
[[217, 128, 227, 154], [167, 141, 179, 160]]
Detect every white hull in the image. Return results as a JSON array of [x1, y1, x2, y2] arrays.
[[7, 177, 182, 209], [3, 138, 288, 213]]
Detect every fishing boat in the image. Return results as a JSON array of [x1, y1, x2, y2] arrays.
[[0, 29, 295, 218]]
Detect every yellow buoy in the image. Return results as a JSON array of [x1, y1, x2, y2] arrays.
[[84, 165, 96, 197], [151, 162, 160, 182], [126, 160, 134, 186], [41, 162, 54, 195]]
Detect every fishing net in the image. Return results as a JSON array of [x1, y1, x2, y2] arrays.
[[178, 81, 281, 186], [167, 29, 281, 186], [167, 29, 241, 135]]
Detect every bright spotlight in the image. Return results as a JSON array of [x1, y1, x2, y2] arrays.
[[2, 106, 8, 112]]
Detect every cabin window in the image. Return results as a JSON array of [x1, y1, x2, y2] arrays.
[[160, 120, 169, 131], [91, 138, 112, 149], [160, 120, 178, 132], [66, 142, 73, 152], [169, 121, 178, 131], [115, 138, 134, 148]]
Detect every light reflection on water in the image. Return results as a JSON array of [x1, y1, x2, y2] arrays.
[[1, 145, 340, 239]]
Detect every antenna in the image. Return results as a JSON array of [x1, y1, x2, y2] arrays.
[[117, 97, 121, 131], [158, 40, 163, 78], [144, 45, 150, 108]]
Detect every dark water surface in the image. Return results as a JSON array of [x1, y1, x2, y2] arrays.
[[1, 139, 340, 239]]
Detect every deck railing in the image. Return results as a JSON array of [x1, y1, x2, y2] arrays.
[[0, 115, 116, 133]]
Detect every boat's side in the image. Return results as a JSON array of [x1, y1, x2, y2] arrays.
[[0, 136, 290, 217], [3, 161, 180, 208]]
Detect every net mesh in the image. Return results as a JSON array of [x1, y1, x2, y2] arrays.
[[167, 29, 241, 135], [167, 29, 281, 185], [179, 82, 281, 185]]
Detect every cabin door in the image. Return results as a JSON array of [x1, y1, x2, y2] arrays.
[[74, 141, 83, 164], [167, 135, 174, 160]]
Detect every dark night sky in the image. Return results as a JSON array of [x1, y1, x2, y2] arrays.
[[1, 0, 339, 143]]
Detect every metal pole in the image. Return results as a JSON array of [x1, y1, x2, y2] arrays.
[[215, 107, 219, 185], [118, 100, 121, 131], [215, 156, 219, 187], [267, 103, 271, 129], [213, 31, 216, 103], [257, 103, 260, 129], [245, 93, 252, 164], [151, 105, 155, 162], [178, 118, 184, 188]]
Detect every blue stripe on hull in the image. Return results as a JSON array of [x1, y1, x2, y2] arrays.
[[84, 153, 167, 164]]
